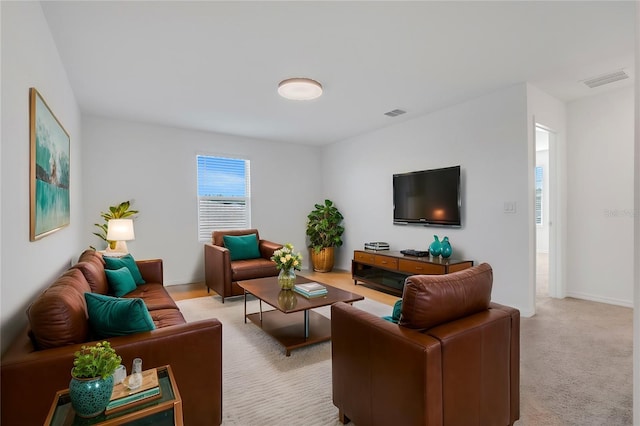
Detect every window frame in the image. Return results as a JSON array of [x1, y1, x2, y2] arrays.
[[196, 154, 251, 242]]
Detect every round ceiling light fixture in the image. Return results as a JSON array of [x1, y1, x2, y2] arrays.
[[277, 78, 323, 100]]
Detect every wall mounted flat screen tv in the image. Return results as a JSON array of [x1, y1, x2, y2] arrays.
[[393, 165, 461, 227]]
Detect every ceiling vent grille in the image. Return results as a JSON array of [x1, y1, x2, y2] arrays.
[[384, 109, 406, 117], [582, 70, 629, 89]]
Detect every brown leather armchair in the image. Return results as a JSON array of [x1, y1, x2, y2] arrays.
[[204, 229, 283, 302], [331, 263, 520, 426]]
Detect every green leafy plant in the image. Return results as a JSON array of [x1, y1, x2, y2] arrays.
[[71, 341, 121, 379], [306, 199, 345, 253], [93, 200, 139, 249]]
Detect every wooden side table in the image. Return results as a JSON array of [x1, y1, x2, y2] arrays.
[[44, 365, 183, 426]]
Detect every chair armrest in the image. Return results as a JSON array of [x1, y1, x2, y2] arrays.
[[331, 302, 443, 426], [1, 319, 223, 426], [204, 243, 232, 296], [136, 258, 163, 284], [490, 302, 521, 423], [259, 239, 283, 259]]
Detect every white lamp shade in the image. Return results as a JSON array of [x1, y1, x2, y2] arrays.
[[106, 219, 135, 241], [278, 78, 323, 100]]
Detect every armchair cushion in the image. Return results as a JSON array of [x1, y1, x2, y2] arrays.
[[105, 267, 137, 297], [104, 254, 146, 285], [223, 234, 261, 261], [399, 262, 492, 330], [85, 293, 156, 338]]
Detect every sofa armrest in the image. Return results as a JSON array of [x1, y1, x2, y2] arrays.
[[1, 319, 222, 426], [490, 302, 521, 423], [136, 258, 163, 284], [331, 302, 443, 425], [204, 243, 232, 297], [259, 239, 283, 259]]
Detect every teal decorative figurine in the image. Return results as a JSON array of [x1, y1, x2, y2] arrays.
[[441, 236, 452, 258], [429, 235, 442, 257]]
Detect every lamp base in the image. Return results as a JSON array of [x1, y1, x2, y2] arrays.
[[104, 241, 129, 257]]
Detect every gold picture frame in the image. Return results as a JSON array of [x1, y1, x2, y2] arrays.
[[29, 88, 70, 241]]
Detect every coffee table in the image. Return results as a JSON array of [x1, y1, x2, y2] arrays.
[[238, 276, 364, 356]]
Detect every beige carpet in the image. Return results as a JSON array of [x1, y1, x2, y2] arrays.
[[176, 295, 633, 425]]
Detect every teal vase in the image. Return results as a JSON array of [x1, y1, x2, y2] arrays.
[[441, 237, 452, 258], [429, 235, 442, 257], [69, 374, 114, 418]]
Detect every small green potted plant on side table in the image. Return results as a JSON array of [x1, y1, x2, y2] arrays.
[[69, 341, 122, 418]]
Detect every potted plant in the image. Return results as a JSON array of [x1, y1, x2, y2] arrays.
[[69, 341, 122, 418], [93, 200, 139, 250], [305, 199, 344, 272]]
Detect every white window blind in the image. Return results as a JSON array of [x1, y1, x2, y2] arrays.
[[535, 166, 543, 225], [197, 155, 251, 241]]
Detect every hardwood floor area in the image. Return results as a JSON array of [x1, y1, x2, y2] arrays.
[[166, 269, 398, 306]]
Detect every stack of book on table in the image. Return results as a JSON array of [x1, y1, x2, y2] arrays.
[[294, 282, 328, 298], [105, 368, 162, 415]]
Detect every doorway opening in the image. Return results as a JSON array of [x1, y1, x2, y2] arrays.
[[535, 125, 556, 298]]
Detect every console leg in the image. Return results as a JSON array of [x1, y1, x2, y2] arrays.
[[338, 410, 350, 424]]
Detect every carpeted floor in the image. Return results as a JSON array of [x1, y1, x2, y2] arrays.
[[176, 294, 633, 425]]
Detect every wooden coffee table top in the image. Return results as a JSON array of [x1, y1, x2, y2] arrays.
[[238, 275, 364, 313]]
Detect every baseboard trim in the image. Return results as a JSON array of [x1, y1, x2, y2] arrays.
[[565, 291, 633, 308]]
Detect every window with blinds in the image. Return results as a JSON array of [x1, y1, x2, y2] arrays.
[[197, 155, 251, 241], [535, 166, 543, 225]]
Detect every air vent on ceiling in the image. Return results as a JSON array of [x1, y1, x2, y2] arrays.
[[582, 70, 629, 89], [384, 109, 406, 117]]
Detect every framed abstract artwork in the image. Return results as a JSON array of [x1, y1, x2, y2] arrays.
[[29, 88, 70, 241]]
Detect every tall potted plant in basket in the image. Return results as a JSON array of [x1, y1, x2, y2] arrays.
[[69, 341, 121, 418], [306, 199, 344, 272]]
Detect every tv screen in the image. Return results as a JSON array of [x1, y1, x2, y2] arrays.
[[393, 165, 461, 227]]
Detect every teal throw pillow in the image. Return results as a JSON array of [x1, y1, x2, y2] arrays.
[[84, 293, 155, 338], [103, 254, 145, 285], [105, 267, 137, 297], [223, 234, 261, 261], [382, 299, 403, 324]]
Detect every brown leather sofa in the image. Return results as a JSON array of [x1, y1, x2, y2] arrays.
[[1, 249, 222, 426], [331, 263, 520, 426], [204, 229, 282, 302]]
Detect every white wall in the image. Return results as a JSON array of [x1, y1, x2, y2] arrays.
[[566, 86, 635, 307], [1, 2, 83, 353], [81, 116, 322, 285], [322, 84, 532, 314]]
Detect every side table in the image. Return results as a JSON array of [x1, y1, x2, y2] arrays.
[[44, 365, 183, 426]]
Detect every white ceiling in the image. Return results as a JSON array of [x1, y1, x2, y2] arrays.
[[40, 1, 635, 145]]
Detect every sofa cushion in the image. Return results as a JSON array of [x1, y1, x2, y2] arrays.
[[105, 267, 137, 297], [85, 293, 156, 338], [73, 251, 109, 294], [399, 263, 492, 330], [212, 228, 260, 246], [103, 254, 145, 285], [148, 308, 187, 328], [231, 258, 279, 281], [27, 269, 91, 350], [123, 283, 179, 311], [223, 234, 261, 261]]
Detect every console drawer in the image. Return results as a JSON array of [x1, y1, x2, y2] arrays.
[[374, 255, 398, 269], [398, 259, 445, 275], [354, 251, 376, 265]]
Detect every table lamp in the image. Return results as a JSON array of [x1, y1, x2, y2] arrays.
[[106, 219, 135, 255]]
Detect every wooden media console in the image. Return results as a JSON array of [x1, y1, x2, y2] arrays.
[[352, 250, 474, 295]]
